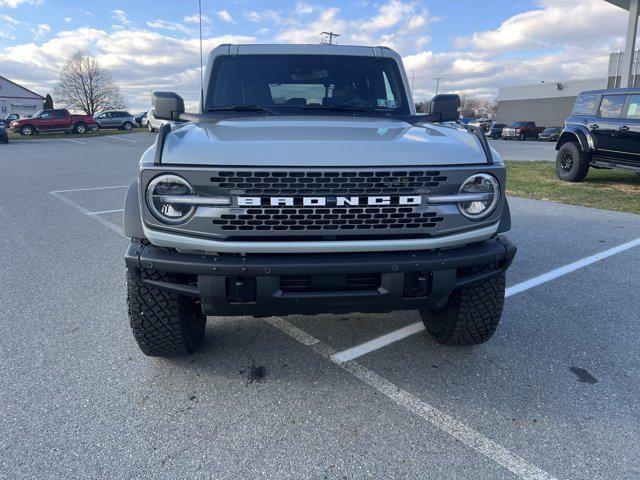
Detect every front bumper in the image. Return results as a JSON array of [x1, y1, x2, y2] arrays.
[[501, 131, 520, 139], [125, 236, 516, 316]]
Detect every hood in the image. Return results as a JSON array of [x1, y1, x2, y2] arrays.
[[160, 116, 491, 167]]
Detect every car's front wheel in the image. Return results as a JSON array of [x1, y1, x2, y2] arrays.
[[127, 270, 206, 357], [420, 269, 505, 345], [74, 122, 87, 134], [20, 125, 35, 136], [123, 121, 133, 131], [556, 141, 590, 182]]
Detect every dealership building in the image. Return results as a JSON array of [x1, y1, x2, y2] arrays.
[[497, 0, 639, 127], [0, 76, 45, 118]]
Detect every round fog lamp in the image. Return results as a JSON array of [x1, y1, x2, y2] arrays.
[[458, 174, 500, 220], [146, 174, 195, 224]]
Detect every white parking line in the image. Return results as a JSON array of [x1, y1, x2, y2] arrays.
[[331, 235, 640, 364], [60, 138, 86, 145], [87, 208, 124, 215], [51, 185, 129, 194], [107, 136, 137, 143], [266, 317, 557, 480], [49, 191, 124, 236]]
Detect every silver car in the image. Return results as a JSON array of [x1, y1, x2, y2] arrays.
[[146, 108, 173, 132], [93, 111, 135, 131]]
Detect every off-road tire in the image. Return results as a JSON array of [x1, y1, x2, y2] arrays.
[[127, 270, 206, 357], [420, 270, 505, 345], [556, 141, 590, 182]]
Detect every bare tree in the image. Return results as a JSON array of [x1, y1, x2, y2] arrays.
[[55, 51, 126, 115], [458, 95, 481, 118]]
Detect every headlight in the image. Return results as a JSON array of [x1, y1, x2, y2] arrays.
[[146, 174, 196, 224], [457, 173, 500, 220]]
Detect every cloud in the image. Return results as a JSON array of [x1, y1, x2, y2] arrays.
[[0, 27, 256, 110], [63, 17, 72, 24], [111, 9, 130, 25], [1, 13, 20, 25], [216, 10, 235, 24], [272, 1, 433, 52], [146, 19, 193, 35], [454, 0, 625, 53], [295, 3, 314, 15], [29, 23, 51, 39], [184, 14, 211, 24], [0, 0, 41, 7]]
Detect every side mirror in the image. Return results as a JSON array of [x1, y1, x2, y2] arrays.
[[429, 94, 460, 122], [152, 91, 185, 121]]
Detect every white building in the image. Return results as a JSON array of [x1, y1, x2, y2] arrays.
[[0, 76, 45, 118]]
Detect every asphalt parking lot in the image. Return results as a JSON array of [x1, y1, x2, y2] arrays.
[[2, 133, 640, 480]]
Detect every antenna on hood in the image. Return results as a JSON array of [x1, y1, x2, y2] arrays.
[[198, 0, 204, 112]]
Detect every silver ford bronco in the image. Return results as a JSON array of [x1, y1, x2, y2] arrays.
[[123, 44, 516, 357]]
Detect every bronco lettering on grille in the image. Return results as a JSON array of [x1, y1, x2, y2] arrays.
[[237, 196, 422, 207]]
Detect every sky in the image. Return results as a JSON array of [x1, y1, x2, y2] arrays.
[[0, 0, 632, 111]]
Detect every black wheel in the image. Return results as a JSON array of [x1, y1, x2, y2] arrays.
[[74, 122, 87, 134], [556, 141, 590, 182], [420, 269, 505, 345], [127, 270, 206, 357], [123, 121, 133, 131], [20, 125, 35, 136]]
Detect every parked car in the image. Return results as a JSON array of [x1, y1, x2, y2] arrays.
[[556, 87, 640, 182], [488, 123, 506, 139], [10, 109, 97, 135], [538, 127, 562, 142], [134, 112, 147, 128], [146, 108, 175, 132], [468, 118, 492, 132], [501, 121, 544, 141], [0, 122, 8, 144], [123, 43, 516, 357], [2, 113, 22, 128], [93, 111, 135, 131]]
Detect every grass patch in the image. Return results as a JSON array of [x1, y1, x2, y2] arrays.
[[7, 128, 145, 141], [505, 160, 640, 215]]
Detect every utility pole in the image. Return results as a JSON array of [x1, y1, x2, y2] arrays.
[[320, 31, 340, 45], [434, 76, 443, 95]]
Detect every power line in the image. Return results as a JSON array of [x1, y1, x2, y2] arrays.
[[420, 54, 611, 81]]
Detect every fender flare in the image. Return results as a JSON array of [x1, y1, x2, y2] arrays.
[[497, 197, 511, 234], [123, 180, 147, 240], [556, 125, 592, 153]]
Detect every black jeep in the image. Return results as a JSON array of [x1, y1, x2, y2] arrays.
[[556, 87, 640, 182]]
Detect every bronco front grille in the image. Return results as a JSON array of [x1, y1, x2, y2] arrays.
[[213, 206, 444, 232], [209, 170, 447, 196]]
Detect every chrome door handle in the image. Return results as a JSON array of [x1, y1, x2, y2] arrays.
[[589, 124, 599, 130], [618, 125, 630, 132]]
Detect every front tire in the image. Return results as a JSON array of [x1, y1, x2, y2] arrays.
[[127, 270, 206, 357], [123, 121, 133, 131], [420, 271, 505, 345], [556, 141, 590, 182], [20, 125, 35, 136], [74, 122, 87, 134]]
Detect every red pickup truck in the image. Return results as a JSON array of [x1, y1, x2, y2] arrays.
[[10, 109, 98, 136], [501, 121, 545, 141]]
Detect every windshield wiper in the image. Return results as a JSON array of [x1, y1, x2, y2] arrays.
[[303, 104, 381, 114], [207, 105, 279, 115]]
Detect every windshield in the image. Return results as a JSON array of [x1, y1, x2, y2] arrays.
[[512, 122, 531, 127], [206, 54, 409, 115]]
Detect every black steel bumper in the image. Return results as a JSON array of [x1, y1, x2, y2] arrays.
[[125, 237, 516, 316]]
